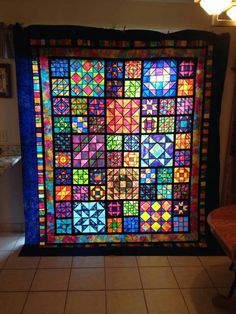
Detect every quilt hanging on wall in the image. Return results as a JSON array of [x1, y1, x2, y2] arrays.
[[14, 25, 229, 250]]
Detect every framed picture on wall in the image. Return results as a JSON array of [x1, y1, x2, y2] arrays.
[[0, 64, 11, 98]]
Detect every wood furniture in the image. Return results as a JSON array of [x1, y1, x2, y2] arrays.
[[207, 205, 236, 297]]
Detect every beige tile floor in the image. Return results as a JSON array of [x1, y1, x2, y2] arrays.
[[0, 233, 235, 313]]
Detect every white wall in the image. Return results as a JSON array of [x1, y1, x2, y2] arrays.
[[0, 0, 235, 225]]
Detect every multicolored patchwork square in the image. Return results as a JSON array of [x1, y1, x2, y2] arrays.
[[157, 184, 172, 199], [173, 184, 189, 199], [106, 80, 123, 97], [124, 135, 140, 151], [54, 134, 71, 151], [174, 167, 190, 183], [107, 168, 139, 200], [123, 201, 139, 216], [125, 61, 142, 79], [106, 135, 123, 150], [174, 201, 189, 215], [176, 116, 192, 132], [73, 202, 106, 233], [159, 98, 175, 115], [142, 117, 158, 133], [73, 169, 89, 185], [142, 99, 158, 116], [54, 117, 70, 133], [179, 61, 195, 77], [140, 168, 156, 184], [107, 99, 140, 134], [55, 152, 71, 167], [90, 169, 106, 185], [51, 59, 69, 77], [55, 202, 72, 218], [53, 98, 70, 115], [158, 116, 175, 133], [107, 202, 122, 217], [106, 61, 123, 79], [70, 59, 105, 97], [52, 78, 69, 96], [55, 186, 72, 201], [173, 217, 189, 232], [124, 152, 139, 167], [177, 97, 193, 115], [175, 133, 191, 149], [140, 201, 172, 233], [141, 135, 174, 167], [71, 98, 87, 115], [89, 98, 105, 115], [142, 60, 177, 97], [124, 217, 139, 233], [124, 80, 141, 97], [90, 185, 106, 200], [55, 169, 71, 185], [73, 135, 105, 168], [175, 150, 191, 166], [157, 168, 172, 183], [140, 184, 156, 200], [89, 117, 105, 133], [177, 79, 194, 96], [107, 218, 122, 233], [72, 117, 88, 133], [56, 219, 72, 234], [107, 151, 122, 167], [73, 186, 89, 201]]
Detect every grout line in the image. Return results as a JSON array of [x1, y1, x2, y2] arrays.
[[20, 257, 40, 314], [63, 256, 73, 314], [169, 260, 191, 314], [104, 256, 108, 314], [136, 256, 149, 314]]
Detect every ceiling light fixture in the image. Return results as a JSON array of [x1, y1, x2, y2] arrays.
[[195, 0, 236, 26], [199, 0, 231, 15]]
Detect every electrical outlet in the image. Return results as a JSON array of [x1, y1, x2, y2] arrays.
[[0, 130, 8, 144]]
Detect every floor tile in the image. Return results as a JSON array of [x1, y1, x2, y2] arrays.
[[23, 291, 66, 314], [107, 290, 147, 314], [182, 288, 229, 314], [106, 267, 142, 290], [69, 268, 105, 290], [168, 256, 201, 267], [0, 269, 35, 291], [205, 266, 234, 287], [105, 256, 137, 267], [0, 292, 27, 314], [0, 251, 11, 268], [199, 256, 230, 267], [65, 291, 106, 314], [145, 289, 189, 314], [4, 250, 39, 269], [172, 266, 213, 288], [137, 256, 169, 267], [140, 267, 178, 289], [0, 236, 19, 250], [72, 256, 104, 268], [31, 268, 70, 291], [39, 256, 72, 268]]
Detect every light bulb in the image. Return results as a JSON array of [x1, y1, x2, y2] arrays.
[[227, 5, 236, 20], [200, 0, 232, 15]]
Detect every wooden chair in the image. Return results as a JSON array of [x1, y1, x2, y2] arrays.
[[207, 205, 236, 298]]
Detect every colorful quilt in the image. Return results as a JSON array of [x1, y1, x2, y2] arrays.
[[14, 26, 229, 250]]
